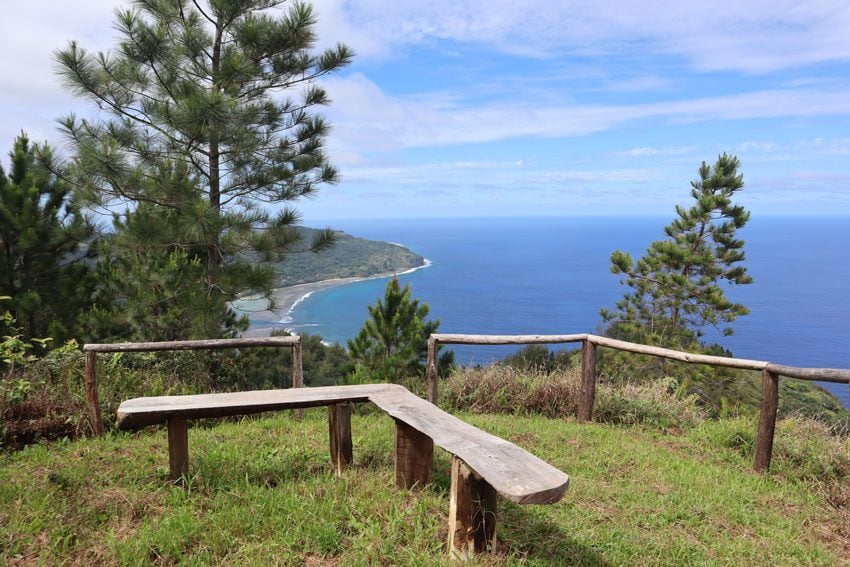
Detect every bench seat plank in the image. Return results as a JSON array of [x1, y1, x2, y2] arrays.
[[116, 384, 391, 429], [370, 387, 569, 505]]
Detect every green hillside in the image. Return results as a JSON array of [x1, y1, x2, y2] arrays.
[[275, 227, 425, 286]]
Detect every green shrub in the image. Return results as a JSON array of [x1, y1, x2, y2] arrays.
[[593, 378, 703, 429], [773, 415, 850, 479], [1, 341, 88, 449], [500, 344, 575, 373], [442, 365, 703, 429], [691, 415, 850, 480], [689, 416, 756, 454]]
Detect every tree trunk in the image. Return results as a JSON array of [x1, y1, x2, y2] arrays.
[[207, 23, 223, 287]]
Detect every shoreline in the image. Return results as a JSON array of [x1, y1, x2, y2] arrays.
[[239, 259, 431, 338]]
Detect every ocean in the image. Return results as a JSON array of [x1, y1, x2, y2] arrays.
[[281, 216, 850, 409]]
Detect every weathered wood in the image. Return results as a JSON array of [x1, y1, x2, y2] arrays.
[[328, 403, 353, 476], [292, 341, 304, 420], [167, 416, 189, 482], [754, 369, 780, 472], [394, 419, 434, 489], [765, 363, 850, 383], [577, 339, 597, 422], [119, 383, 569, 507], [431, 333, 850, 382], [84, 336, 300, 353], [433, 333, 587, 345], [370, 386, 569, 504], [117, 384, 391, 429], [84, 351, 104, 436], [448, 456, 498, 558], [587, 334, 769, 371], [427, 337, 438, 404]]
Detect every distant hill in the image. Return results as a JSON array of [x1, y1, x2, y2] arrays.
[[274, 227, 425, 287]]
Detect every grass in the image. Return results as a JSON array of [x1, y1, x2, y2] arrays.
[[2, 408, 848, 565], [443, 366, 703, 428]]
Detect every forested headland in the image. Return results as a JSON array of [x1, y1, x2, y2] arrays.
[[272, 227, 425, 287]]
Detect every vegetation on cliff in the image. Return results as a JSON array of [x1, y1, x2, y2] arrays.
[[273, 227, 425, 287]]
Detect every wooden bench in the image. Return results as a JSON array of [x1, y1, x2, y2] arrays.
[[117, 384, 569, 557]]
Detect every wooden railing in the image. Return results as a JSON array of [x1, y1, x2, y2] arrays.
[[426, 333, 850, 472], [83, 336, 303, 436]]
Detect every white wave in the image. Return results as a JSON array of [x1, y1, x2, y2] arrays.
[[397, 258, 432, 276]]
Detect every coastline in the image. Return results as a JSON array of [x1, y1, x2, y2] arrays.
[[239, 259, 431, 338]]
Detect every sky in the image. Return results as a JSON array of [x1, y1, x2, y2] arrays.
[[2, 1, 850, 220]]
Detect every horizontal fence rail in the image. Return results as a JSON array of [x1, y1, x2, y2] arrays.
[[83, 336, 301, 353], [427, 333, 850, 472], [83, 337, 304, 436]]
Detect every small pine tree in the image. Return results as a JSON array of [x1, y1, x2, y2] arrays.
[[348, 277, 450, 383], [601, 153, 753, 349]]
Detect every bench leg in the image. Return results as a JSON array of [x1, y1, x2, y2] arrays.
[[394, 419, 433, 489], [167, 416, 189, 483], [448, 456, 497, 558], [328, 403, 352, 476]]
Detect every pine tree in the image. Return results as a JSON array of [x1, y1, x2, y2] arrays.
[[348, 277, 450, 383], [0, 133, 94, 342], [601, 153, 753, 349], [54, 0, 353, 337]]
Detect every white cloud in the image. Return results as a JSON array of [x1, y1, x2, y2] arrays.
[[617, 146, 696, 157], [0, 1, 120, 147], [796, 137, 850, 155], [311, 0, 850, 73], [324, 74, 850, 153], [738, 142, 777, 153], [342, 159, 525, 182]]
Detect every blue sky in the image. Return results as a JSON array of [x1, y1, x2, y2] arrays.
[[2, 1, 850, 220]]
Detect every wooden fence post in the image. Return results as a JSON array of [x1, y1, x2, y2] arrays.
[[84, 350, 105, 436], [754, 369, 780, 472], [427, 337, 438, 405], [577, 339, 597, 422], [292, 340, 304, 420]]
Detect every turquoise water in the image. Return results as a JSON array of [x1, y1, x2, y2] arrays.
[[280, 216, 850, 408]]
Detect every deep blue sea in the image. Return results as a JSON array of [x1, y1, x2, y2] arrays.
[[281, 216, 850, 409]]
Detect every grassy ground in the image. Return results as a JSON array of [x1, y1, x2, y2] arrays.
[[1, 409, 848, 565]]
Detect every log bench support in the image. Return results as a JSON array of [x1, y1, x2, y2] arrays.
[[328, 403, 353, 476], [448, 456, 498, 558], [167, 416, 189, 482], [394, 420, 433, 489]]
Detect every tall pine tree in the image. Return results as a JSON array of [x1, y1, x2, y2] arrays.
[[0, 133, 94, 342], [55, 0, 352, 338], [601, 153, 753, 349]]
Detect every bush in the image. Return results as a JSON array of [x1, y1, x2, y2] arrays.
[[1, 341, 88, 449], [691, 415, 850, 480], [773, 415, 850, 479], [500, 344, 575, 373], [593, 378, 703, 429], [442, 365, 703, 429]]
